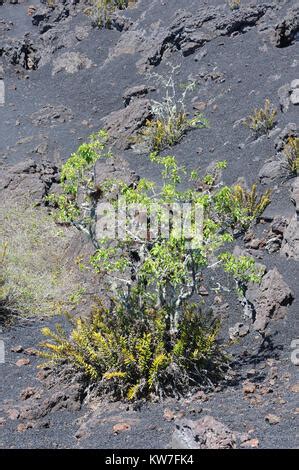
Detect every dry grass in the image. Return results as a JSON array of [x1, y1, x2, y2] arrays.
[[227, 0, 241, 11], [89, 0, 137, 27], [132, 69, 207, 152], [245, 98, 277, 136], [0, 200, 83, 318], [283, 137, 299, 177]]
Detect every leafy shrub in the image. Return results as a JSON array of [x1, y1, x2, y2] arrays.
[[39, 302, 225, 400], [45, 194, 81, 225], [245, 98, 277, 136], [0, 202, 83, 318], [60, 130, 109, 194], [49, 141, 268, 326], [91, 0, 133, 27], [283, 136, 299, 177], [220, 252, 263, 287], [45, 130, 110, 224], [136, 113, 206, 153], [89, 152, 265, 331], [132, 71, 208, 152], [40, 128, 271, 399], [213, 183, 271, 232]]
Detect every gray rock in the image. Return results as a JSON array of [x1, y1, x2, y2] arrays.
[[194, 48, 207, 62], [0, 18, 13, 35], [1, 3, 90, 70], [101, 99, 152, 150], [246, 268, 294, 332], [290, 89, 299, 105], [1, 36, 40, 70], [281, 215, 299, 260], [74, 26, 91, 42], [229, 323, 250, 340], [122, 84, 154, 107], [20, 366, 86, 421], [108, 10, 134, 32], [271, 216, 288, 235], [31, 6, 51, 27], [10, 158, 37, 175], [0, 80, 5, 106], [0, 160, 59, 203], [0, 171, 45, 202], [259, 160, 284, 184], [265, 237, 282, 254], [274, 123, 298, 153], [32, 3, 70, 32], [172, 416, 238, 449], [30, 104, 73, 126], [291, 177, 299, 213], [110, 4, 271, 71], [278, 84, 290, 112], [52, 52, 93, 76], [273, 6, 299, 48], [94, 156, 139, 193], [247, 238, 261, 250]]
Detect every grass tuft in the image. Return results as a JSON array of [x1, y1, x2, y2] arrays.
[[0, 201, 83, 319], [245, 98, 277, 136]]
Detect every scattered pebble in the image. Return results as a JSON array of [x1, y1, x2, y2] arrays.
[[11, 345, 23, 353], [241, 438, 259, 448], [20, 387, 37, 401], [290, 383, 299, 393], [113, 423, 131, 434], [17, 422, 33, 433], [24, 348, 38, 356], [7, 409, 20, 421], [243, 382, 256, 394], [16, 358, 30, 367], [265, 414, 280, 425]]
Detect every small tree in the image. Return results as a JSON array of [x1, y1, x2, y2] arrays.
[[41, 135, 268, 399], [91, 152, 263, 336], [132, 66, 208, 152]]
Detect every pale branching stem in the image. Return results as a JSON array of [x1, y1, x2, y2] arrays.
[[207, 260, 222, 269]]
